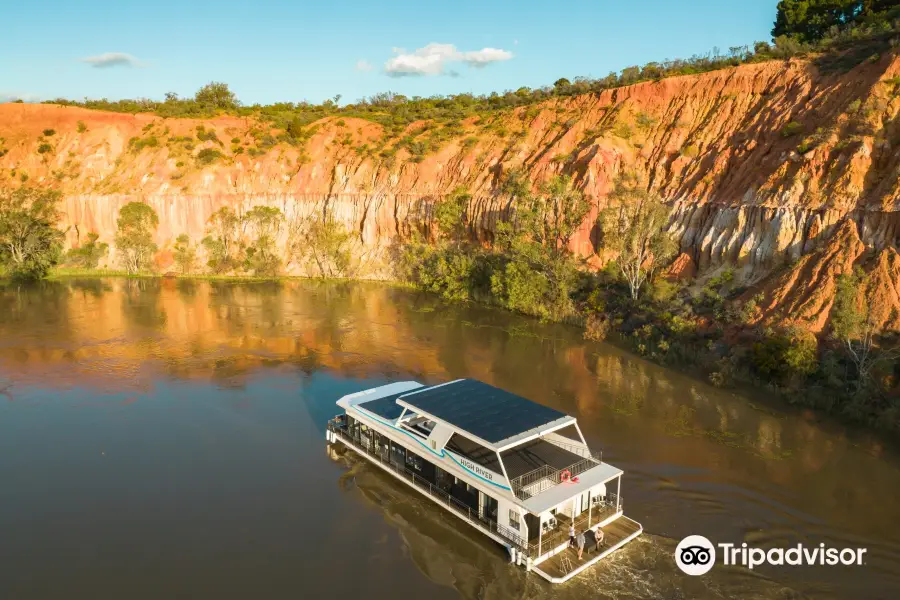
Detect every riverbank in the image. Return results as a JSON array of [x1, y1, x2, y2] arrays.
[[44, 267, 414, 287], [24, 267, 899, 438]]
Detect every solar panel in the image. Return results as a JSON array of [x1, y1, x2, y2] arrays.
[[398, 379, 568, 444], [361, 392, 409, 420]]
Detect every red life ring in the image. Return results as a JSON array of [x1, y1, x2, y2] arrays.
[[560, 469, 572, 483]]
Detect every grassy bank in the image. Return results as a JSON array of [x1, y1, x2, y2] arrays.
[[44, 266, 416, 288]]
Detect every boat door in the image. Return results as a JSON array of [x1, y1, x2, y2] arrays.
[[479, 492, 498, 522]]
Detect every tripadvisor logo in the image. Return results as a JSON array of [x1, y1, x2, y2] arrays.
[[676, 535, 716, 575], [675, 535, 867, 576]]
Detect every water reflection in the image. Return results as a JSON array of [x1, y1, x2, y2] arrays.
[[0, 278, 898, 599]]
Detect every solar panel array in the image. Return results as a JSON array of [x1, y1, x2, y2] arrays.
[[399, 379, 568, 444], [361, 392, 410, 420]]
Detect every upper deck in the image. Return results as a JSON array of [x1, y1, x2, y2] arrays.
[[337, 379, 621, 511]]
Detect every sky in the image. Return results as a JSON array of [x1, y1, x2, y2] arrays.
[[1, 0, 779, 106]]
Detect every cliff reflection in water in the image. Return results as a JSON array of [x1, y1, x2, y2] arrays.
[[1, 278, 898, 600]]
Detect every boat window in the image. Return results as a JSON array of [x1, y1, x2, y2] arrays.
[[405, 450, 425, 472], [390, 442, 406, 468], [509, 509, 520, 530]]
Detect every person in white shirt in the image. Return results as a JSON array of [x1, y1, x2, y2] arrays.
[[594, 527, 605, 552]]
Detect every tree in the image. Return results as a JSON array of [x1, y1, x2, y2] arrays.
[[194, 82, 239, 111], [433, 187, 469, 247], [771, 0, 894, 43], [553, 78, 572, 93], [289, 213, 355, 278], [115, 202, 158, 274], [201, 207, 242, 273], [286, 117, 306, 140], [599, 174, 677, 300], [830, 268, 887, 391], [0, 187, 65, 280], [64, 232, 108, 269], [172, 234, 197, 275], [243, 206, 283, 276], [491, 174, 592, 319]]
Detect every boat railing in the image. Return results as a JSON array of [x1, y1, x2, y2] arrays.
[[526, 495, 621, 558], [543, 437, 602, 463], [509, 453, 602, 501], [327, 419, 530, 553]]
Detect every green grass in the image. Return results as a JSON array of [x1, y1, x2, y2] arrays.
[[47, 268, 153, 279], [44, 267, 413, 287]]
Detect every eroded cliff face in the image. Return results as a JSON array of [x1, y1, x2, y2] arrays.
[[1, 52, 899, 331]]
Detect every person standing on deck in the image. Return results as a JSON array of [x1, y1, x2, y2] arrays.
[[569, 523, 575, 547], [576, 530, 586, 560]]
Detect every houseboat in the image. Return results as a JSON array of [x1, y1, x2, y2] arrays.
[[325, 379, 643, 584]]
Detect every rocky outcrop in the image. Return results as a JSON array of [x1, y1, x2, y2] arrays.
[[750, 220, 866, 332], [1, 51, 899, 330]]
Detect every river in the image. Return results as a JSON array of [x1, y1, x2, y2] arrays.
[[0, 278, 898, 600]]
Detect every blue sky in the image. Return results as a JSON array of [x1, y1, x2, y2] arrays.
[[1, 0, 778, 105]]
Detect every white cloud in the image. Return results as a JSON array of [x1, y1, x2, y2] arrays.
[[460, 48, 514, 68], [355, 59, 374, 72], [383, 43, 513, 77], [80, 52, 144, 69]]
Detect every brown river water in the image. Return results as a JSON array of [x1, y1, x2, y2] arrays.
[[0, 278, 898, 600]]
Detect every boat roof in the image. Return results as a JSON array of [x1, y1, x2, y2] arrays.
[[337, 381, 425, 418], [395, 379, 575, 451]]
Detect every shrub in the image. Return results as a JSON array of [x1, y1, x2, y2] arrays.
[[64, 232, 108, 269], [750, 328, 818, 382], [613, 123, 633, 139], [37, 143, 53, 154], [584, 314, 610, 341], [635, 112, 657, 129], [231, 137, 240, 144], [77, 121, 87, 133], [196, 126, 220, 143], [43, 129, 56, 137], [195, 148, 224, 165], [781, 121, 804, 137], [128, 135, 159, 152]]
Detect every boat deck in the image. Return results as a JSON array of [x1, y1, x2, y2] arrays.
[[533, 516, 642, 583]]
